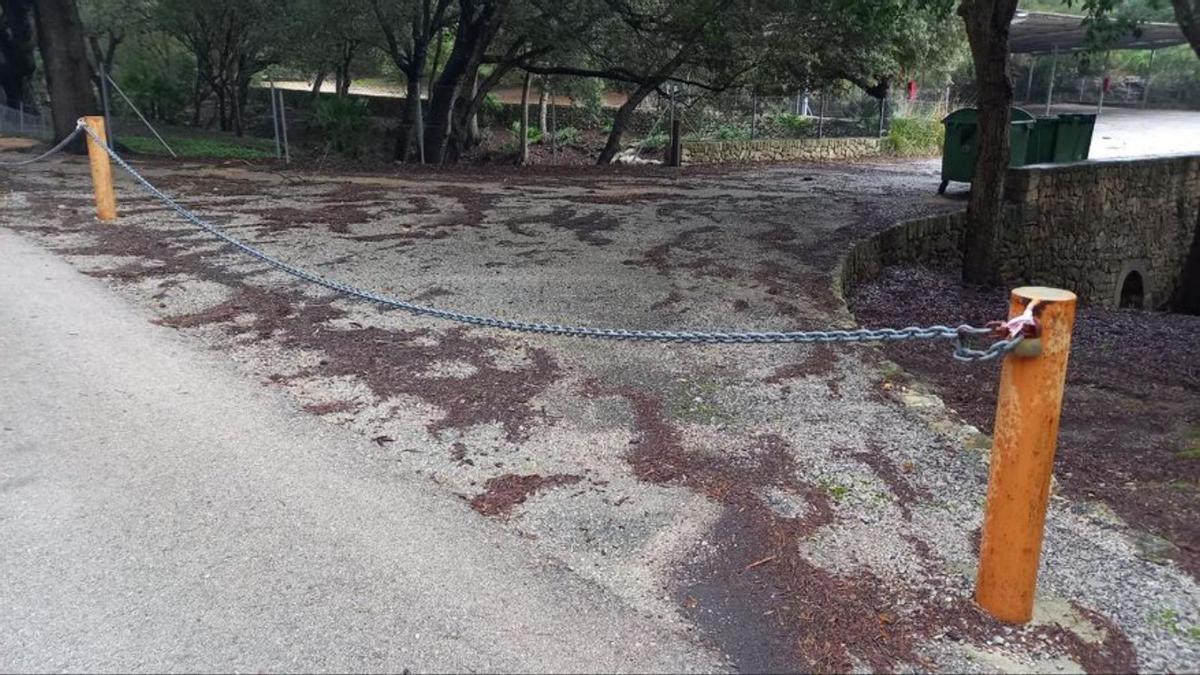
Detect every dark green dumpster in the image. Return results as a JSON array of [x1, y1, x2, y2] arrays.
[[1053, 113, 1096, 162], [1026, 117, 1059, 164], [939, 107, 1035, 194]]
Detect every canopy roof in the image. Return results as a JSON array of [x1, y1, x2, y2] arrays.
[[1010, 11, 1188, 55]]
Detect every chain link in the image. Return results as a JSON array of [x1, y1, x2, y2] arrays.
[[0, 127, 83, 167], [77, 121, 1021, 361]]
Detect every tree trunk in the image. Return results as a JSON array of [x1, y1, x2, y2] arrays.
[[0, 0, 38, 110], [517, 69, 531, 165], [309, 71, 326, 100], [1174, 214, 1200, 313], [597, 81, 659, 164], [395, 63, 424, 161], [958, 0, 1019, 284], [537, 79, 548, 133], [424, 0, 504, 165], [32, 0, 97, 149], [1171, 0, 1200, 59]]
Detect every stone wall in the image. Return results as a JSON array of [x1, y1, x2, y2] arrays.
[[836, 154, 1200, 308], [1000, 155, 1200, 308], [683, 137, 883, 164]]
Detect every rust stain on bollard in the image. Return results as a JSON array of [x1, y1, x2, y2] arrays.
[[976, 286, 1077, 624]]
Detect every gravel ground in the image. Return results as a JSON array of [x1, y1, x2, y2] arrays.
[[2, 146, 1197, 672]]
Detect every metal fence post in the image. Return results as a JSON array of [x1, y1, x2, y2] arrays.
[[100, 62, 113, 148], [277, 88, 290, 164], [976, 286, 1077, 623], [270, 80, 282, 160], [83, 116, 118, 221]]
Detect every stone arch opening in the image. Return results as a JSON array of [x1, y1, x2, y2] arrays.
[[1119, 271, 1145, 309]]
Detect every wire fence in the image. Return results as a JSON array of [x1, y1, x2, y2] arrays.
[[662, 86, 957, 144], [0, 104, 51, 140]]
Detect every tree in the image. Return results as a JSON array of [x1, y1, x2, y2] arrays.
[[159, 0, 281, 135], [372, 0, 456, 161], [955, 0, 1019, 283], [34, 0, 99, 146], [0, 0, 37, 109], [1172, 0, 1200, 57]]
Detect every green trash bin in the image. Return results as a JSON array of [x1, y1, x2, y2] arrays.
[[939, 107, 1036, 194], [1053, 113, 1096, 162], [1026, 117, 1060, 164]]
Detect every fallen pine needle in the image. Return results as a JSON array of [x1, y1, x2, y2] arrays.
[[745, 555, 777, 570]]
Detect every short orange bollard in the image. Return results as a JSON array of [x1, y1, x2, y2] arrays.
[[82, 115, 117, 221], [976, 286, 1077, 623]]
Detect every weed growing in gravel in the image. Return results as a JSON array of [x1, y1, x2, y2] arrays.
[[1152, 609, 1200, 641]]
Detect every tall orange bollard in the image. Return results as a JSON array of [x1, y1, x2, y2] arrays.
[[976, 286, 1077, 623], [82, 116, 117, 221]]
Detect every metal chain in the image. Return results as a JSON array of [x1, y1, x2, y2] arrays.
[[78, 121, 1021, 361], [0, 127, 83, 167]]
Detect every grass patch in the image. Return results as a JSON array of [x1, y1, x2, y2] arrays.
[[122, 135, 277, 160], [886, 116, 944, 157]]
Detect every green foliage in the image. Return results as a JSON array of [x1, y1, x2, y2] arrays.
[[887, 116, 945, 156], [122, 135, 276, 159], [773, 112, 814, 138], [312, 96, 370, 157], [550, 126, 580, 146], [714, 124, 752, 141], [636, 132, 670, 150], [509, 120, 544, 144]]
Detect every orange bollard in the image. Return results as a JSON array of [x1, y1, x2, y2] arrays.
[[82, 116, 117, 221], [976, 286, 1077, 623]]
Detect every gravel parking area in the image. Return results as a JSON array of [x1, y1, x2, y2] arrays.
[[2, 147, 1197, 672]]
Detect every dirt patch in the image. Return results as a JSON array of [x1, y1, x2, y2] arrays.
[[850, 265, 1200, 577], [38, 214, 562, 442], [764, 345, 840, 383], [469, 473, 583, 517], [851, 443, 929, 520], [244, 205, 374, 234]]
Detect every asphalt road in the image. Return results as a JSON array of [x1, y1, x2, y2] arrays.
[[0, 228, 721, 673]]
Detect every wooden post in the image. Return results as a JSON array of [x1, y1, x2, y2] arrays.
[[976, 286, 1077, 623], [83, 116, 117, 222]]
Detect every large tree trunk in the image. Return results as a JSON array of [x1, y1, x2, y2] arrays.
[[958, 0, 1019, 284], [32, 0, 97, 149], [1175, 214, 1200, 313], [395, 63, 424, 161], [424, 0, 504, 165], [1172, 0, 1200, 59], [0, 0, 38, 110], [596, 81, 659, 164], [517, 69, 531, 166]]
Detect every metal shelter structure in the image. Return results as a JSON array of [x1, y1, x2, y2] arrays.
[[1010, 11, 1189, 114]]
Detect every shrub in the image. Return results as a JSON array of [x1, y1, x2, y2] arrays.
[[312, 96, 370, 157], [887, 116, 945, 157], [714, 124, 751, 141], [550, 125, 580, 146], [636, 132, 669, 151], [509, 120, 544, 144], [773, 112, 814, 138]]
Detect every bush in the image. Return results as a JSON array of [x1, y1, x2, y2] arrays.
[[312, 96, 370, 157], [509, 120, 544, 144], [887, 116, 945, 157], [773, 112, 814, 138], [714, 124, 751, 141], [550, 125, 580, 147], [636, 132, 669, 151]]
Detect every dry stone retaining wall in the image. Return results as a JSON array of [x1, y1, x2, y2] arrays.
[[837, 154, 1200, 308], [682, 137, 883, 164]]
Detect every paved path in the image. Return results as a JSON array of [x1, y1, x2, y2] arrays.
[[0, 228, 720, 673]]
